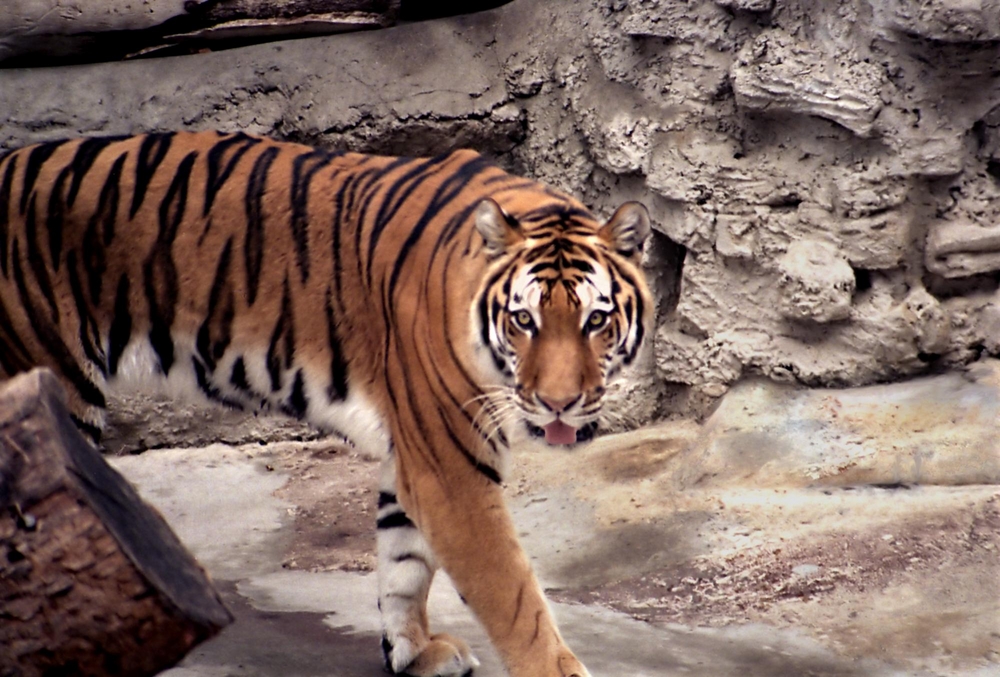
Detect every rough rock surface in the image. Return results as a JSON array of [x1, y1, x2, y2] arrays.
[[2, 0, 1000, 421], [776, 239, 856, 323]]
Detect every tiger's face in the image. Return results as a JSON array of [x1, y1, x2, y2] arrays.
[[473, 198, 653, 446]]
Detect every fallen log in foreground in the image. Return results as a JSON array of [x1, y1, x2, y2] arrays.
[[0, 368, 232, 676]]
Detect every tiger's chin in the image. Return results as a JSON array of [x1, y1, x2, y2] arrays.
[[525, 420, 598, 446]]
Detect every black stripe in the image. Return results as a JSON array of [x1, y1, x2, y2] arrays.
[[477, 266, 514, 372], [131, 133, 174, 218], [230, 356, 250, 392], [524, 239, 570, 264], [0, 154, 18, 277], [438, 404, 502, 484], [606, 258, 644, 364], [404, 249, 502, 458], [332, 165, 383, 303], [479, 295, 507, 372], [0, 290, 34, 374], [66, 250, 106, 376], [386, 154, 491, 301], [19, 140, 66, 215], [195, 237, 235, 371], [244, 146, 279, 305], [45, 165, 71, 271], [382, 323, 429, 449], [566, 258, 595, 274], [82, 152, 127, 304], [376, 512, 415, 530], [43, 135, 126, 273], [141, 152, 195, 376], [624, 293, 643, 365], [159, 152, 196, 243], [23, 194, 60, 323], [353, 157, 417, 284], [433, 245, 503, 456], [144, 251, 176, 376], [290, 149, 335, 282], [107, 274, 132, 376], [512, 584, 525, 628], [518, 202, 592, 224], [382, 358, 444, 479], [330, 170, 356, 299], [438, 201, 479, 247], [285, 369, 308, 419], [528, 261, 559, 275], [266, 276, 294, 392], [364, 156, 442, 281], [192, 357, 218, 400], [377, 491, 396, 508], [10, 239, 106, 409], [66, 137, 125, 208], [192, 357, 242, 409], [324, 288, 349, 401], [331, 162, 385, 278], [203, 133, 259, 216]]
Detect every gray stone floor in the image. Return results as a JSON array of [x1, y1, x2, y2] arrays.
[[110, 361, 1000, 676]]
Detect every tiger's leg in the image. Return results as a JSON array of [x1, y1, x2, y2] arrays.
[[398, 454, 591, 677], [377, 455, 480, 677]]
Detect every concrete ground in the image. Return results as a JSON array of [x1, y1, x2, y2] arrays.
[[109, 361, 1000, 677]]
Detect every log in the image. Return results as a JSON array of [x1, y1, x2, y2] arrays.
[[0, 369, 232, 677], [0, 0, 399, 66]]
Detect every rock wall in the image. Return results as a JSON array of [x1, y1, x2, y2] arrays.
[[2, 0, 999, 424], [561, 0, 1000, 416]]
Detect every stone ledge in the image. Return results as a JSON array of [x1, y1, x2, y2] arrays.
[[731, 30, 884, 137]]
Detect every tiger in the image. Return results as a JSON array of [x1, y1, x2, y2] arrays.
[[0, 130, 653, 677]]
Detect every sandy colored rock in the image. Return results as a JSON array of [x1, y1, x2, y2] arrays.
[[775, 239, 855, 323], [731, 30, 885, 137], [926, 221, 1000, 278], [873, 0, 1000, 41]]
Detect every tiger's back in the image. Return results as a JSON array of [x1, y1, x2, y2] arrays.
[[0, 131, 503, 450], [0, 129, 654, 677]]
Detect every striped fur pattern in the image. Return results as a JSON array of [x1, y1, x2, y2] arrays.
[[0, 131, 653, 677]]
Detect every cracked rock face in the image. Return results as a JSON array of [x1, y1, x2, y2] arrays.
[[2, 0, 999, 423]]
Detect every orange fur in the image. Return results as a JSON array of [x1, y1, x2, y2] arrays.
[[0, 131, 653, 677]]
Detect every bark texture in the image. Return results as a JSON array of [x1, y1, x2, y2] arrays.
[[0, 0, 398, 65], [0, 369, 232, 675]]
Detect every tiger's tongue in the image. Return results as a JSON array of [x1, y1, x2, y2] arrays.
[[543, 420, 577, 445]]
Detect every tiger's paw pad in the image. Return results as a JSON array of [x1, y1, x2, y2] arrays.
[[397, 633, 479, 677]]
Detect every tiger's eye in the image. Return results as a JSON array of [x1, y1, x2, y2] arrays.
[[513, 310, 534, 330], [587, 310, 608, 329]]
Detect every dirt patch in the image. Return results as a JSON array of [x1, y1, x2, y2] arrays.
[[553, 490, 1000, 668], [267, 442, 380, 574]]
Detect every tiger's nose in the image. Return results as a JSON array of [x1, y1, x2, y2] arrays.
[[538, 394, 581, 413]]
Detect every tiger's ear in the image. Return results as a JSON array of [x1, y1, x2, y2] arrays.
[[599, 202, 651, 258], [474, 198, 523, 257]]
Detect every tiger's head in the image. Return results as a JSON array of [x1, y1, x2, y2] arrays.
[[472, 196, 653, 446]]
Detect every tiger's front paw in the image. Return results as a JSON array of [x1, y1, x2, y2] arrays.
[[386, 632, 480, 677], [557, 650, 592, 677]]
